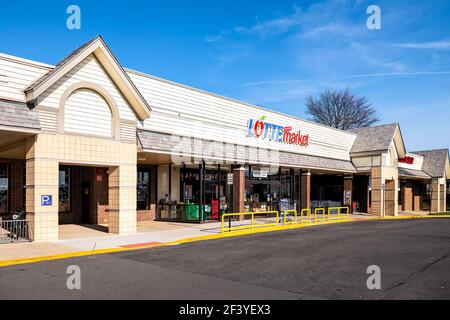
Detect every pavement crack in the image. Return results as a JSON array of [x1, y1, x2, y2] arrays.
[[387, 250, 450, 291]]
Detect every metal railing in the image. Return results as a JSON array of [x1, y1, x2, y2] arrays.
[[221, 207, 351, 233], [0, 219, 31, 244], [221, 211, 279, 233]]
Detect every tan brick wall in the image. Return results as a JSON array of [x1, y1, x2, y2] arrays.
[[440, 184, 446, 212], [25, 133, 137, 241], [108, 165, 137, 234]]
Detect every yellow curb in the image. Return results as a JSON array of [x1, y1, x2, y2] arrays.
[[0, 218, 361, 268]]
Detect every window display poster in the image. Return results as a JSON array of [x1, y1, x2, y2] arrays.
[[185, 185, 193, 200]]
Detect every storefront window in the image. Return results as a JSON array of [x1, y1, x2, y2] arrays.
[[137, 167, 151, 210], [0, 165, 8, 215], [245, 166, 295, 213], [179, 167, 229, 221], [59, 167, 70, 213]]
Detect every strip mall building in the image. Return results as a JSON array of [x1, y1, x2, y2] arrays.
[[0, 37, 449, 241]]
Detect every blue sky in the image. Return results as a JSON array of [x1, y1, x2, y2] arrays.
[[1, 0, 450, 151]]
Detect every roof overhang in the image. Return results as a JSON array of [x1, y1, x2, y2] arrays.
[[24, 36, 151, 121]]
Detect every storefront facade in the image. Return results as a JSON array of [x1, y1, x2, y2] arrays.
[[0, 37, 449, 241]]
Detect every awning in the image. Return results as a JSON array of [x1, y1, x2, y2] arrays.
[[138, 130, 357, 173], [398, 167, 431, 180]]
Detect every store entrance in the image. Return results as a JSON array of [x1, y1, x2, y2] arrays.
[[353, 175, 369, 213]]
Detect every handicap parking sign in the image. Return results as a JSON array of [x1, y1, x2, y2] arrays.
[[41, 195, 53, 206]]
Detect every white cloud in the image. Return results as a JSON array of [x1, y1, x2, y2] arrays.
[[233, 6, 302, 37], [394, 40, 450, 50], [243, 70, 450, 86]]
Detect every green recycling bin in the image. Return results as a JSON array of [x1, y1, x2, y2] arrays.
[[185, 204, 200, 221]]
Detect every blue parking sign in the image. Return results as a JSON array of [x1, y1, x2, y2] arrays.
[[41, 195, 53, 206]]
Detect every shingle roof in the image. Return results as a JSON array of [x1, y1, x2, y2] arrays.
[[24, 36, 100, 93], [410, 149, 449, 178], [398, 167, 431, 180], [0, 100, 40, 130], [138, 130, 356, 173], [350, 123, 398, 154]]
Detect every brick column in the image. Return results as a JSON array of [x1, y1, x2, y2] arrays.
[[343, 175, 353, 212], [233, 166, 245, 214], [440, 184, 446, 212], [402, 187, 413, 212], [430, 181, 440, 213], [370, 167, 383, 216], [25, 136, 59, 241], [300, 170, 311, 210], [414, 196, 422, 212], [385, 180, 396, 216], [108, 165, 137, 234]]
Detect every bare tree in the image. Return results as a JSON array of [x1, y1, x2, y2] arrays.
[[306, 89, 379, 130]]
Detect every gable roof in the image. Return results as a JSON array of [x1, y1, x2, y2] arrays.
[[24, 36, 151, 120], [411, 149, 450, 178], [0, 99, 40, 132], [350, 123, 406, 157]]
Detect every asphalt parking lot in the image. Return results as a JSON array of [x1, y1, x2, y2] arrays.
[[1, 219, 449, 300]]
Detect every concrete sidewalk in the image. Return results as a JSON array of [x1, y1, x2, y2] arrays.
[[0, 221, 223, 261], [55, 221, 223, 251]]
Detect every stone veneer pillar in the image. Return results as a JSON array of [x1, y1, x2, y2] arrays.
[[300, 170, 311, 210], [430, 181, 440, 213], [108, 165, 137, 234], [370, 167, 383, 216], [233, 166, 245, 214], [25, 136, 59, 241], [384, 179, 396, 216], [402, 187, 413, 212]]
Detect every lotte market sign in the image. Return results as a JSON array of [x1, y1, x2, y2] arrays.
[[247, 116, 310, 147]]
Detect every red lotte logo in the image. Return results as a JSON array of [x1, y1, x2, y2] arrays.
[[399, 156, 415, 165], [247, 116, 310, 147]]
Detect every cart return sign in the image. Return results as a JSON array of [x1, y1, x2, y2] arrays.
[[247, 116, 310, 147]]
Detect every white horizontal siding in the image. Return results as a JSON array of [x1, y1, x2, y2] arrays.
[[0, 57, 50, 101], [121, 121, 136, 144], [38, 55, 136, 121], [128, 72, 356, 161], [37, 108, 58, 133], [64, 89, 112, 137]]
